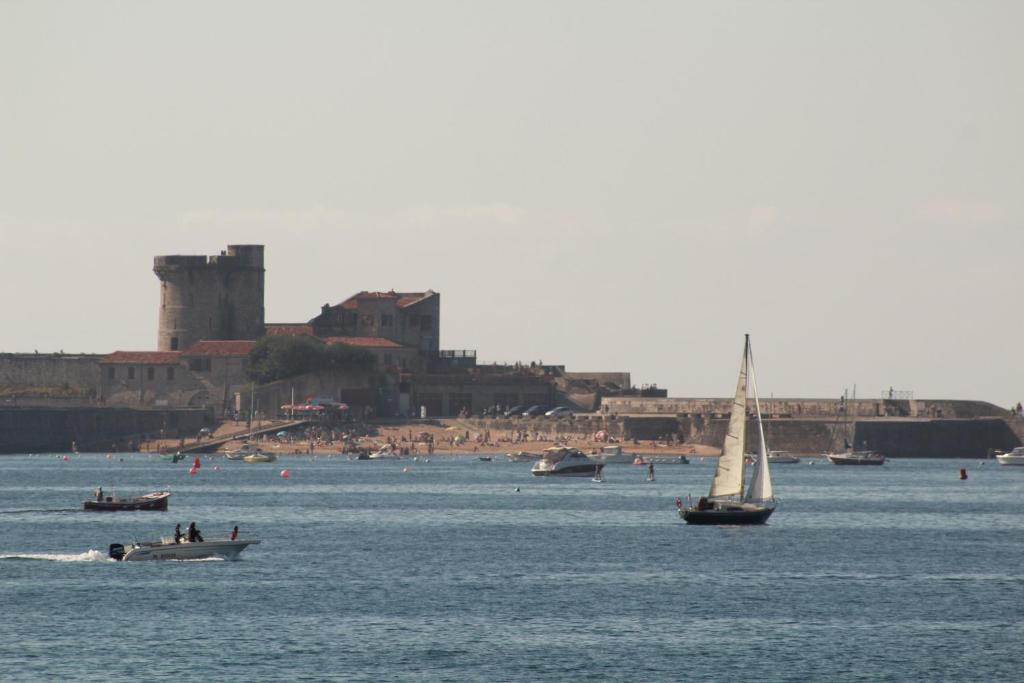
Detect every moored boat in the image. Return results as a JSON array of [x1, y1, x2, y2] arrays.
[[995, 447, 1024, 466], [109, 535, 259, 561], [242, 452, 277, 463], [225, 443, 271, 461], [84, 490, 170, 512], [767, 451, 800, 464], [531, 447, 603, 477], [827, 451, 885, 466], [679, 335, 775, 525]]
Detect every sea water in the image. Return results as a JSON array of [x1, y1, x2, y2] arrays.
[[1, 454, 1022, 682]]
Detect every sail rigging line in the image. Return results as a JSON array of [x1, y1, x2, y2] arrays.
[[744, 337, 774, 503]]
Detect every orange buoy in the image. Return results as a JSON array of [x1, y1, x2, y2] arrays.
[[959, 468, 967, 480]]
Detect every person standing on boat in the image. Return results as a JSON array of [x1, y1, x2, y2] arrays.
[[95, 487, 103, 502], [230, 526, 238, 541], [187, 522, 203, 543], [173, 524, 182, 544], [647, 463, 655, 482]]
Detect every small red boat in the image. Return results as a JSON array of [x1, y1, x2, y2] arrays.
[[84, 490, 170, 512]]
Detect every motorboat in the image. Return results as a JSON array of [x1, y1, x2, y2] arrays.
[[368, 446, 401, 460], [238, 454, 274, 464], [827, 451, 885, 466], [225, 443, 270, 461], [679, 335, 775, 525], [84, 490, 170, 512], [109, 535, 259, 561], [767, 451, 801, 464], [506, 451, 542, 462], [995, 447, 1024, 466], [530, 447, 604, 477]]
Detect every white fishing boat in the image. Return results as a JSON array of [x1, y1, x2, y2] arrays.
[[995, 447, 1024, 466], [679, 335, 775, 525], [531, 447, 604, 477], [108, 535, 259, 561]]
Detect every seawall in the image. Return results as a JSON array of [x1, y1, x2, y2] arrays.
[[0, 407, 211, 454]]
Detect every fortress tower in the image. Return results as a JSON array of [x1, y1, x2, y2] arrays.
[[153, 244, 265, 351]]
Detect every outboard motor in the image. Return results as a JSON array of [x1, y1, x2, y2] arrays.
[[108, 543, 125, 561]]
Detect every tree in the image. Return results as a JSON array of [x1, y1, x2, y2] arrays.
[[247, 336, 376, 384]]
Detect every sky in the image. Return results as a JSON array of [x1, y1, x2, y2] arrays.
[[1, 1, 1021, 407]]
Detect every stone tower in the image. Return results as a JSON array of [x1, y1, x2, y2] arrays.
[[153, 244, 265, 351]]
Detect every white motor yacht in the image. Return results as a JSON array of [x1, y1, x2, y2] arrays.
[[996, 447, 1024, 466], [530, 447, 604, 477], [109, 536, 259, 561]]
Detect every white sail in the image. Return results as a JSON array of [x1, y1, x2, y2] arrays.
[[709, 337, 748, 499], [744, 340, 773, 503]]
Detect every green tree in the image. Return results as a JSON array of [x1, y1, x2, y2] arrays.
[[247, 336, 376, 383]]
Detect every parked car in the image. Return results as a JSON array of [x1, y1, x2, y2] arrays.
[[522, 405, 550, 417], [504, 405, 527, 418], [544, 407, 574, 418]]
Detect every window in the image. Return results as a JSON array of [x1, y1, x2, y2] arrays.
[[166, 367, 175, 381], [170, 337, 179, 350], [381, 314, 393, 327], [127, 367, 135, 380], [107, 367, 115, 380], [147, 367, 155, 381]]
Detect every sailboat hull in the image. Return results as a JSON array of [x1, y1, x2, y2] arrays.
[[680, 506, 774, 525]]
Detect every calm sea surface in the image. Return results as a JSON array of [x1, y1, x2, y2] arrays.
[[1, 453, 1022, 682]]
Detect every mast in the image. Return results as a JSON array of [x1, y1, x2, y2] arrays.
[[709, 335, 748, 499]]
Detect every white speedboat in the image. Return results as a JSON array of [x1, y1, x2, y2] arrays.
[[996, 447, 1024, 466], [531, 447, 603, 477], [368, 446, 401, 460], [827, 451, 885, 466], [225, 443, 270, 461], [109, 536, 259, 561], [242, 452, 277, 463], [767, 452, 801, 464]]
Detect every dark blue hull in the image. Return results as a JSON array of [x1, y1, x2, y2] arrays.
[[680, 506, 774, 525]]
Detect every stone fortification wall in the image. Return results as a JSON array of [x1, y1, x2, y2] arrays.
[[601, 397, 1009, 420], [0, 407, 210, 454], [154, 244, 265, 351], [0, 354, 102, 400]]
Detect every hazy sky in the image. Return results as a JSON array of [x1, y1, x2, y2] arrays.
[[2, 1, 1021, 406]]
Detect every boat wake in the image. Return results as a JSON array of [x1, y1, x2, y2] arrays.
[[0, 508, 80, 514], [0, 549, 114, 562]]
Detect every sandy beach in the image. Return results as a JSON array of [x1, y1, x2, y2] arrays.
[[143, 419, 721, 458]]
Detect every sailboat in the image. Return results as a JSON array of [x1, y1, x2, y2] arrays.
[[824, 388, 885, 465], [679, 334, 775, 525]]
